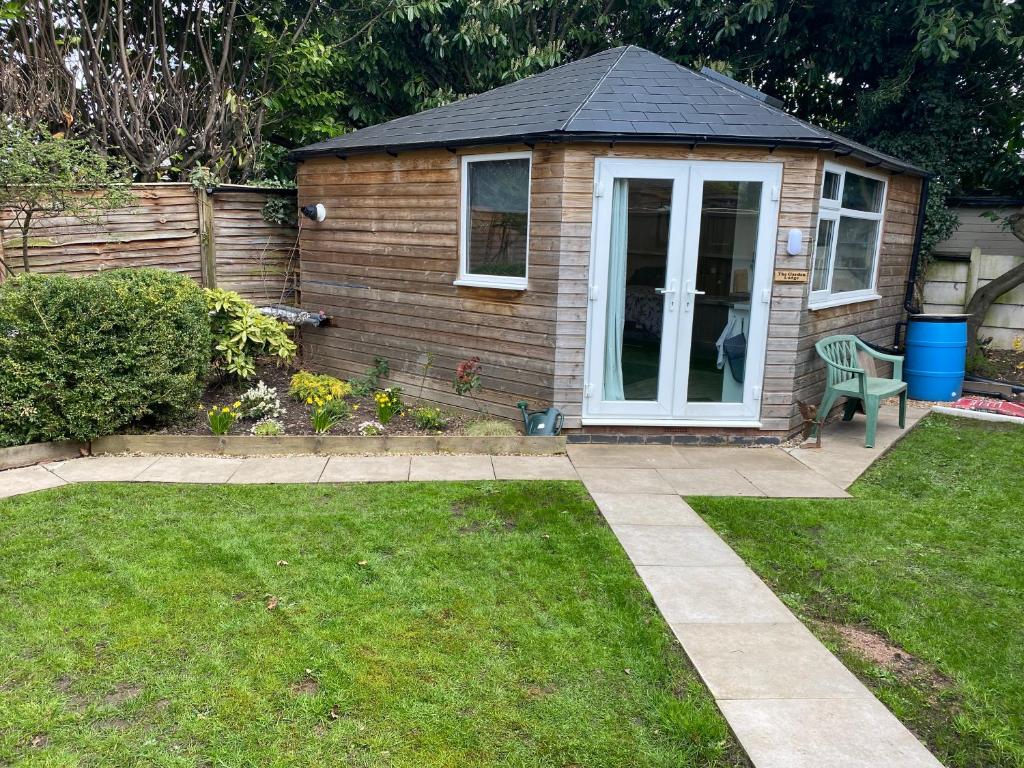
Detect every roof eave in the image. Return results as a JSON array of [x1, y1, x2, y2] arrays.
[[288, 132, 928, 177]]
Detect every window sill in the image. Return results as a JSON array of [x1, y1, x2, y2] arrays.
[[454, 278, 527, 291], [808, 293, 882, 311]]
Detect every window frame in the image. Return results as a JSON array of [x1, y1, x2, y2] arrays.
[[455, 150, 533, 290], [808, 162, 888, 310]]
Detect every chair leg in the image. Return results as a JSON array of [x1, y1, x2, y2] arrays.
[[842, 398, 859, 422], [864, 396, 879, 448], [813, 389, 839, 438], [899, 390, 907, 429]]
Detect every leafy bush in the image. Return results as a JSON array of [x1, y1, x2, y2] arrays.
[[411, 406, 448, 431], [289, 370, 351, 402], [0, 269, 210, 446], [251, 418, 285, 436], [238, 380, 283, 420], [349, 357, 390, 397], [205, 288, 296, 379], [464, 419, 518, 437]]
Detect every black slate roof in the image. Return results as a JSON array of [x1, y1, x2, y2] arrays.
[[290, 46, 924, 175]]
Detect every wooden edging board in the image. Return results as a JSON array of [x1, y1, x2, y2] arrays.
[[89, 434, 566, 457]]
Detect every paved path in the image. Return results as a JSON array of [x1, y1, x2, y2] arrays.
[[0, 405, 941, 766]]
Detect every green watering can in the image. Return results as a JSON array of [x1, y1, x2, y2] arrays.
[[516, 401, 564, 436]]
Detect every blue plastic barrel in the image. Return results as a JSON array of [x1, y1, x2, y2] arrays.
[[903, 314, 968, 401]]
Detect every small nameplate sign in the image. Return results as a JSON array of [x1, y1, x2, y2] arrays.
[[774, 269, 808, 283]]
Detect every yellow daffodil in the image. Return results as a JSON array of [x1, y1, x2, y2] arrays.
[[222, 406, 230, 413], [233, 401, 241, 408]]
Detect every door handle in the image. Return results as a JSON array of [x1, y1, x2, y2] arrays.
[[655, 280, 678, 310], [682, 280, 705, 310]]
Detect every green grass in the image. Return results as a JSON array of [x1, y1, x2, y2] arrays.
[[0, 481, 743, 767], [692, 415, 1024, 768]]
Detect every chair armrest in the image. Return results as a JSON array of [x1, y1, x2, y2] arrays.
[[854, 338, 904, 380], [825, 360, 865, 375]]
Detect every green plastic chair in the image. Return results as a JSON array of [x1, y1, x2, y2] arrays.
[[814, 335, 908, 448]]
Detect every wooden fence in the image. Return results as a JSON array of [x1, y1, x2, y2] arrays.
[[0, 182, 298, 305]]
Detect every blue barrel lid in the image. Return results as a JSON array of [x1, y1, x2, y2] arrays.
[[909, 313, 971, 323]]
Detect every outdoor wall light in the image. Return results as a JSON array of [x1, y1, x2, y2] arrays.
[[301, 203, 327, 222], [786, 228, 804, 256]]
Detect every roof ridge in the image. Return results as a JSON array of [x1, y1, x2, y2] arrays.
[[559, 45, 633, 132]]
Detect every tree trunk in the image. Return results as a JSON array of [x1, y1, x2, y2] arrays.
[[964, 212, 1024, 359], [20, 210, 32, 273]]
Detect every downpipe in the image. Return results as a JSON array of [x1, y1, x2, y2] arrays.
[[893, 176, 931, 352]]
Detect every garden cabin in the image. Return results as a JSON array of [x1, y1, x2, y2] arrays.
[[290, 46, 925, 441]]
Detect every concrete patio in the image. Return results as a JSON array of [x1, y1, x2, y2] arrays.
[[0, 405, 941, 767]]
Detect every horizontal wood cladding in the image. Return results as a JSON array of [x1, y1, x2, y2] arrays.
[[791, 171, 923, 426], [296, 148, 561, 419]]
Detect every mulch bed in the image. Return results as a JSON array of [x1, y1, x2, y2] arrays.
[[976, 347, 1024, 387], [156, 359, 475, 437]]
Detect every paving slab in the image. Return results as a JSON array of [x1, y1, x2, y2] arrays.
[[227, 456, 328, 484], [613, 525, 746, 567], [492, 455, 578, 480], [568, 444, 691, 468], [0, 465, 66, 499], [672, 622, 869, 700], [320, 456, 410, 483], [636, 566, 797, 624], [718, 697, 943, 768], [675, 447, 804, 471], [49, 456, 159, 483], [134, 456, 243, 484], [576, 467, 676, 495], [739, 469, 849, 498], [409, 454, 494, 481], [657, 468, 764, 497], [590, 493, 708, 526]]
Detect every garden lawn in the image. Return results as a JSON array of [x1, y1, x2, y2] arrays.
[[0, 481, 743, 767], [692, 415, 1024, 768]]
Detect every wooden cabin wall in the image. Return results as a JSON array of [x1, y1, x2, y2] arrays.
[[295, 146, 562, 420], [792, 169, 922, 425]]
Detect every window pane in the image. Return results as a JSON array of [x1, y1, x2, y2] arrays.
[[687, 180, 762, 404], [831, 216, 879, 293], [811, 218, 835, 291], [604, 178, 674, 401], [822, 171, 840, 200], [841, 172, 883, 212], [466, 158, 530, 278]]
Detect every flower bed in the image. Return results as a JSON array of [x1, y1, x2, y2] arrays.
[[142, 359, 504, 438]]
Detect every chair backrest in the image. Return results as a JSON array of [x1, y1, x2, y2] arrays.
[[815, 335, 863, 387]]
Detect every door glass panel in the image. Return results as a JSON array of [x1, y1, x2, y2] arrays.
[[603, 178, 674, 401], [687, 180, 762, 404]]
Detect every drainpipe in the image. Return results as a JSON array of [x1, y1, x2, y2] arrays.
[[894, 176, 931, 350]]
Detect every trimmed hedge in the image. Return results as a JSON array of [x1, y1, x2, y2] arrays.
[[0, 268, 210, 447]]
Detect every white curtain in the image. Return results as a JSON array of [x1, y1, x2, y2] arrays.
[[603, 179, 629, 401]]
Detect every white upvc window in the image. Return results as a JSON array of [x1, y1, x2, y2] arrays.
[[455, 151, 532, 290], [808, 162, 888, 309]]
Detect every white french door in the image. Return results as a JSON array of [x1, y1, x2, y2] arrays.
[[583, 159, 782, 425]]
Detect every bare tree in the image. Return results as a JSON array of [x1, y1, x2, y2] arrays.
[[966, 210, 1024, 359], [1, 0, 317, 180]]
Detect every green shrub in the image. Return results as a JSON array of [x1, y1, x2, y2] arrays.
[[205, 288, 296, 379], [0, 269, 210, 446], [411, 406, 449, 431], [288, 370, 351, 402], [251, 418, 285, 436]]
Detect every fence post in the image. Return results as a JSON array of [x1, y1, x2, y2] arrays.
[[196, 187, 218, 288]]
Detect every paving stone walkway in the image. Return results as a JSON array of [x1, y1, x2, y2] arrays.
[[0, 405, 941, 766]]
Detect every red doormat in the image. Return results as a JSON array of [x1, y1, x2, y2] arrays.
[[949, 397, 1024, 419]]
